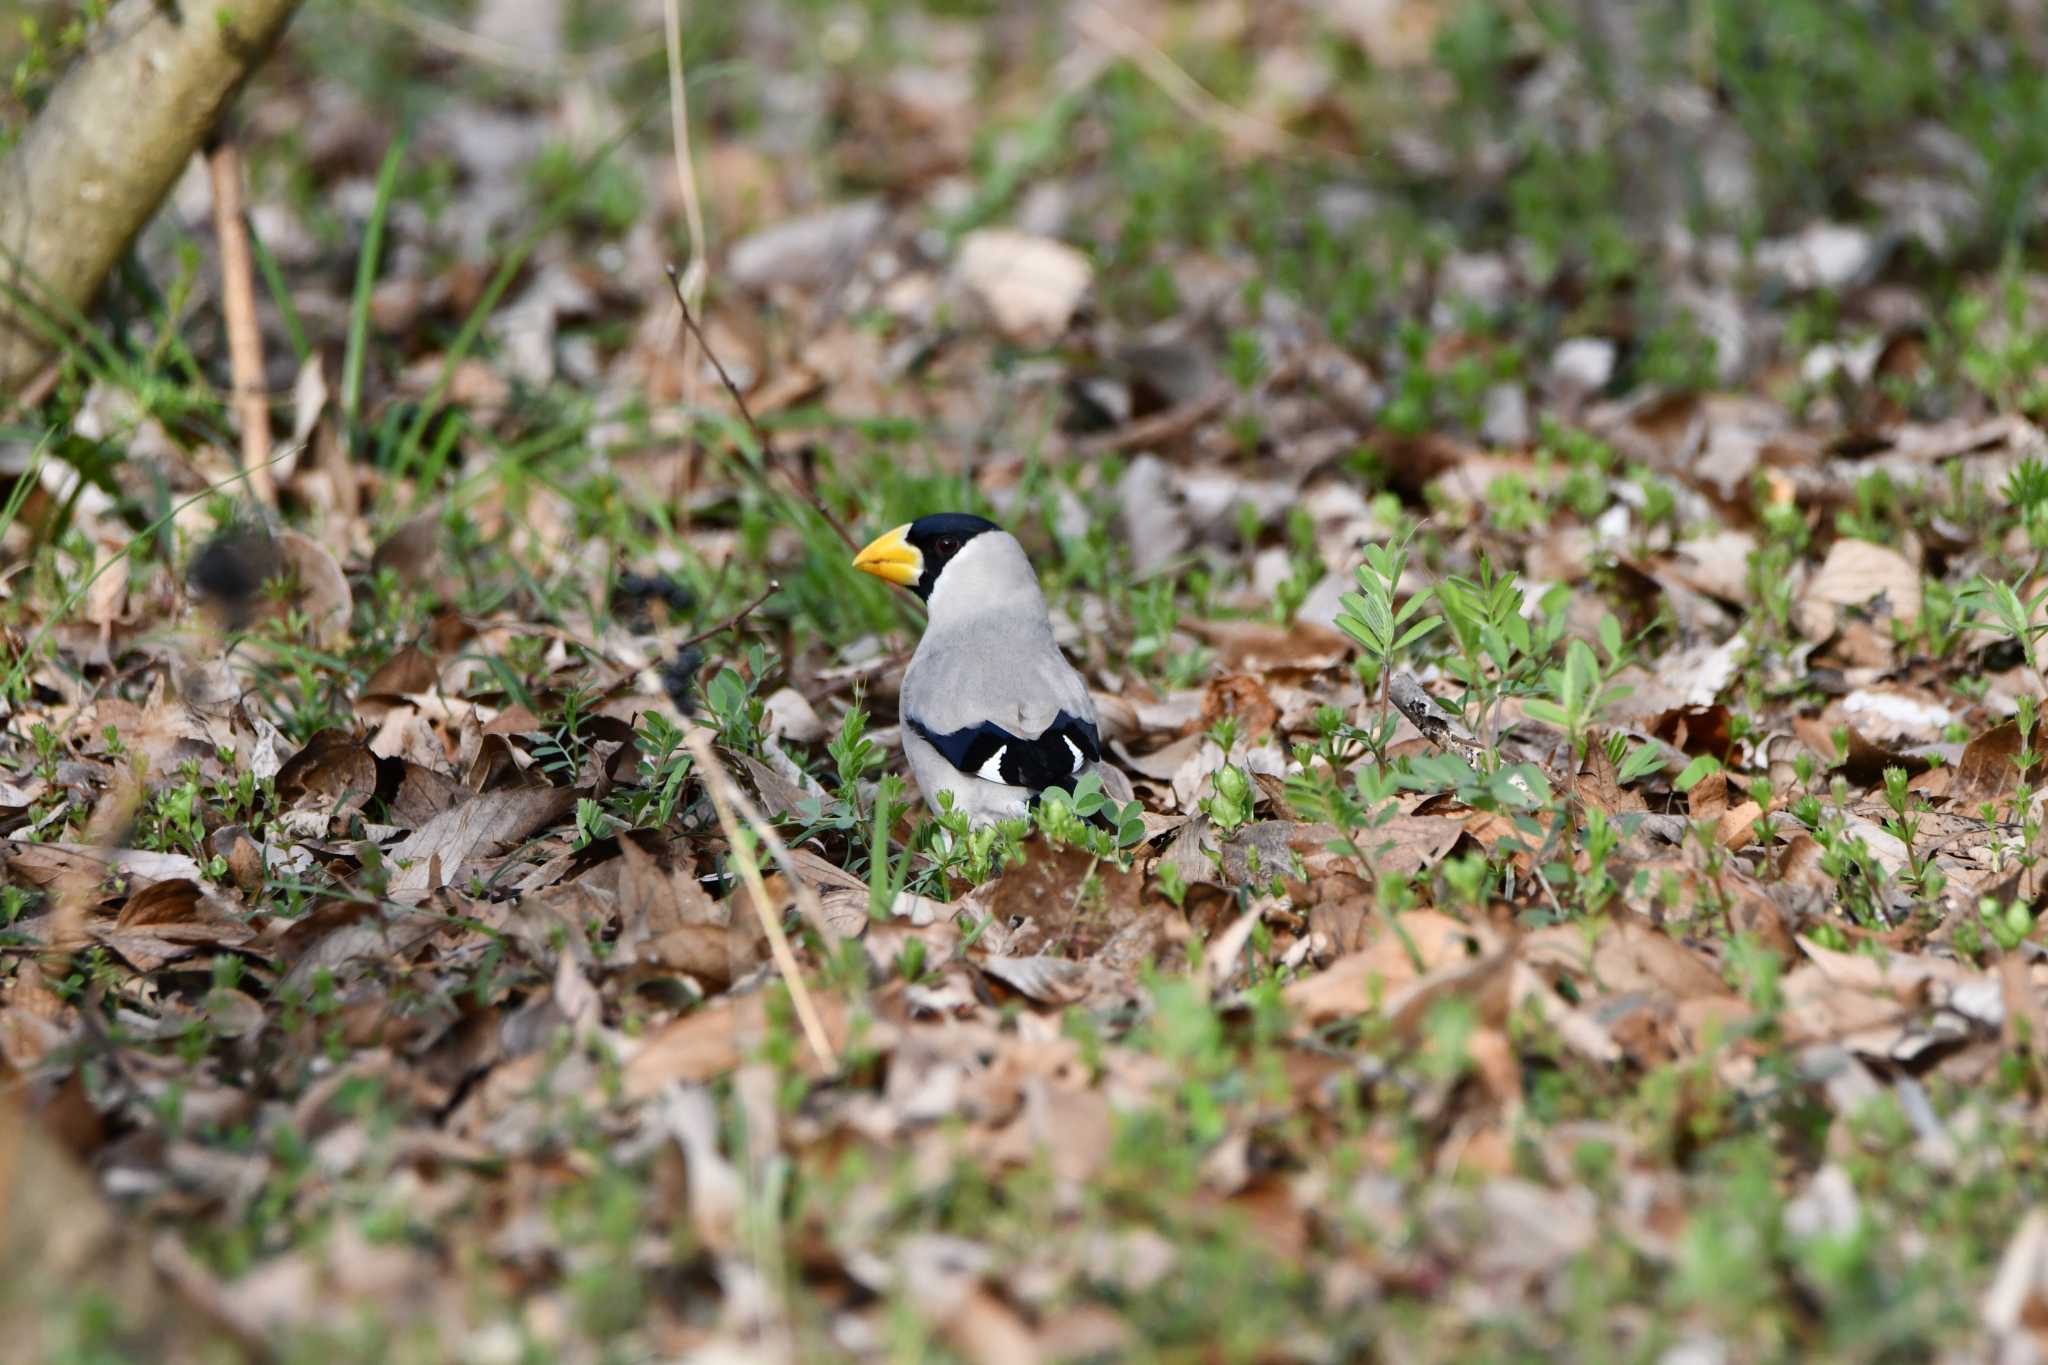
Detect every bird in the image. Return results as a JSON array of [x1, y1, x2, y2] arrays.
[[852, 512, 1133, 826]]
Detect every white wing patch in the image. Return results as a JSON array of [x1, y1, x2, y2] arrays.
[[977, 747, 1010, 783], [1064, 736, 1085, 773]]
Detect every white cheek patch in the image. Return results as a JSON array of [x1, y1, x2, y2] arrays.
[[977, 748, 1010, 783], [1064, 736, 1085, 773]]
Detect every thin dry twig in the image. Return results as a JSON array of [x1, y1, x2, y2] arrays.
[[679, 578, 781, 650], [689, 736, 844, 949], [683, 727, 840, 1073], [2, 362, 60, 420], [663, 266, 859, 552], [1073, 384, 1231, 456], [1387, 672, 1488, 769], [369, 0, 659, 80], [1074, 3, 1299, 158], [207, 139, 275, 505], [661, 0, 708, 317], [660, 0, 708, 525]]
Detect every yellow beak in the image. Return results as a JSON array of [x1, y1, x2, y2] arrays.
[[852, 523, 921, 587]]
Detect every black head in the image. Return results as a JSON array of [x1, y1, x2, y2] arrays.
[[904, 513, 998, 598], [853, 512, 1000, 600]]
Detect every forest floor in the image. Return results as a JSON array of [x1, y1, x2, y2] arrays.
[[8, 1, 2048, 1360]]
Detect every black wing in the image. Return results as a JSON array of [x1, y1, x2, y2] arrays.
[[909, 710, 1102, 792]]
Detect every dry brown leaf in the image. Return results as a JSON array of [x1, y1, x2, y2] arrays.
[[982, 841, 1148, 958], [357, 642, 440, 701], [1716, 800, 1763, 849], [387, 760, 468, 825], [1284, 910, 1496, 1025], [1793, 934, 1979, 994], [728, 199, 886, 291], [93, 878, 256, 970], [7, 842, 204, 891], [369, 515, 440, 586], [1035, 1304, 1134, 1362], [275, 728, 378, 819], [640, 925, 765, 989], [1795, 538, 1921, 646], [1219, 816, 1465, 886], [939, 1286, 1043, 1365], [616, 831, 717, 939], [734, 749, 817, 823], [620, 989, 857, 1100], [1780, 968, 1915, 1049], [1982, 1207, 2048, 1340], [1384, 950, 1517, 1036], [385, 786, 577, 901], [1792, 714, 1932, 784], [0, 1094, 237, 1359], [977, 955, 1092, 1006], [1569, 740, 1650, 814], [1183, 618, 1353, 673], [275, 529, 354, 648], [1524, 921, 1732, 1002], [1509, 960, 1622, 1063], [1195, 673, 1281, 739], [1688, 768, 1730, 820], [1955, 722, 2032, 807], [819, 887, 874, 940], [1649, 704, 1735, 761]]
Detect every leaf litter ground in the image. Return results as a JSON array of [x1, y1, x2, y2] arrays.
[[8, 2, 2048, 1360]]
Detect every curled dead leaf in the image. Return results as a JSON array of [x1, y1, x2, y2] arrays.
[[385, 786, 577, 902], [1795, 538, 1920, 647], [275, 529, 353, 647], [1283, 910, 1498, 1025]]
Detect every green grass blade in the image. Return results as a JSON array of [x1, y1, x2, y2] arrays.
[[341, 131, 409, 433], [0, 435, 49, 545], [384, 121, 643, 509], [0, 247, 136, 388], [244, 209, 311, 364]]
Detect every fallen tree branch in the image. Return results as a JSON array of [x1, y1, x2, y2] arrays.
[[0, 0, 304, 395]]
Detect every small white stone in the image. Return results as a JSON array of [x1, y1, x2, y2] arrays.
[[1481, 382, 1531, 447], [953, 228, 1093, 346], [1551, 337, 1616, 395]]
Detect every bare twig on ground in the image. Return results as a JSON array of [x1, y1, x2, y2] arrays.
[[207, 139, 275, 506], [679, 578, 781, 649], [1074, 384, 1232, 456], [683, 727, 840, 1073], [1387, 672, 1489, 769], [663, 266, 860, 553], [685, 730, 844, 949]]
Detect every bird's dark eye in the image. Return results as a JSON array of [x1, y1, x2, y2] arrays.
[[934, 536, 961, 558]]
